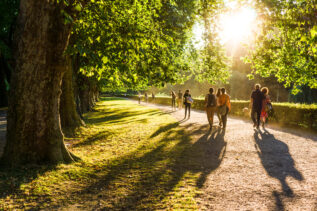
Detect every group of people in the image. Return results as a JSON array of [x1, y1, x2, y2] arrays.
[[138, 92, 155, 104], [170, 90, 185, 110], [173, 83, 271, 131], [171, 90, 192, 118], [139, 83, 271, 131], [250, 84, 271, 129], [204, 88, 231, 130]]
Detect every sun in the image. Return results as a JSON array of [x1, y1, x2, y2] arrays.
[[219, 7, 257, 44], [191, 7, 258, 48]]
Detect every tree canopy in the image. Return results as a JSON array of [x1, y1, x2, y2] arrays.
[[246, 0, 317, 94], [69, 0, 230, 90]]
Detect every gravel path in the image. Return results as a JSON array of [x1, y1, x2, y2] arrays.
[[138, 101, 317, 210]]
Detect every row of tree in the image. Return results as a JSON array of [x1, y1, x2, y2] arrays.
[[0, 0, 229, 166], [0, 0, 316, 166]]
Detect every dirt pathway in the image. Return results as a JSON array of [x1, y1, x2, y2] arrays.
[[137, 101, 317, 210]]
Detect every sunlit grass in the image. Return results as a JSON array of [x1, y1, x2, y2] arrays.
[[0, 97, 204, 210]]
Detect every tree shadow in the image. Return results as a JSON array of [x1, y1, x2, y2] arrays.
[[72, 131, 113, 148], [194, 128, 227, 188], [0, 164, 57, 208], [64, 123, 226, 210], [253, 129, 303, 210], [85, 110, 160, 125], [150, 122, 179, 138]]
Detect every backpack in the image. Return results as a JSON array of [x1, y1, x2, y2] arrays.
[[186, 96, 193, 104], [207, 94, 216, 107], [266, 102, 272, 112]]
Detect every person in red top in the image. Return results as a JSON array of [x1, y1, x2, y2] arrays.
[[260, 87, 271, 127]]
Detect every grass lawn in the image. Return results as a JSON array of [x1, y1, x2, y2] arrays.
[[0, 97, 211, 210]]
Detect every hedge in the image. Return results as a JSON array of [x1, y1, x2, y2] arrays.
[[123, 95, 317, 131]]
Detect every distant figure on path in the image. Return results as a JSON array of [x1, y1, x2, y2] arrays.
[[250, 84, 264, 129], [260, 87, 271, 127], [218, 88, 231, 130], [152, 92, 155, 100], [138, 92, 141, 104], [216, 88, 222, 127], [171, 91, 176, 110], [144, 92, 148, 103], [183, 89, 192, 119], [205, 88, 217, 130], [177, 90, 183, 110]]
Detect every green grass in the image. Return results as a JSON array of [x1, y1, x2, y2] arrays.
[[0, 97, 223, 210]]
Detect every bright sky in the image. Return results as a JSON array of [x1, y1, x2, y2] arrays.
[[219, 7, 257, 44], [192, 5, 258, 48]]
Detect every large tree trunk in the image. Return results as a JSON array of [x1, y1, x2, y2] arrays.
[[60, 56, 84, 136], [1, 0, 79, 166], [78, 74, 93, 113]]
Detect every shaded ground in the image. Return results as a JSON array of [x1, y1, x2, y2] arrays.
[[137, 100, 317, 210], [0, 99, 317, 210]]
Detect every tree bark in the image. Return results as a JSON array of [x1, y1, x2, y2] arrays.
[[78, 74, 93, 113], [1, 0, 79, 166], [60, 56, 84, 136]]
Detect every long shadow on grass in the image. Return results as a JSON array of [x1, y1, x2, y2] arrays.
[[67, 123, 226, 210], [0, 164, 57, 209], [72, 131, 113, 148], [86, 110, 160, 125], [254, 129, 303, 210]]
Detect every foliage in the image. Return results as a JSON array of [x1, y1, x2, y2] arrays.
[[193, 0, 230, 85], [0, 0, 19, 59], [69, 0, 200, 90], [245, 0, 317, 94]]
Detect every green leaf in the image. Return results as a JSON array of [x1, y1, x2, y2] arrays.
[[102, 56, 108, 64], [310, 26, 317, 38]]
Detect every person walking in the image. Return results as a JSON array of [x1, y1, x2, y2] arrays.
[[171, 91, 176, 110], [177, 90, 183, 110], [138, 92, 141, 104], [250, 84, 264, 129], [218, 88, 231, 130], [183, 89, 192, 119], [216, 88, 222, 127], [205, 88, 217, 130], [144, 92, 148, 103], [260, 87, 271, 127]]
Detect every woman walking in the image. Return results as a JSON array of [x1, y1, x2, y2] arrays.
[[183, 89, 192, 119], [260, 87, 271, 127], [171, 91, 176, 110], [216, 88, 222, 127], [218, 88, 231, 130], [205, 88, 217, 130]]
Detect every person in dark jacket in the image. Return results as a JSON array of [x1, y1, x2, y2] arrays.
[[250, 84, 265, 129], [144, 92, 148, 103], [183, 89, 192, 119], [205, 88, 217, 129]]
